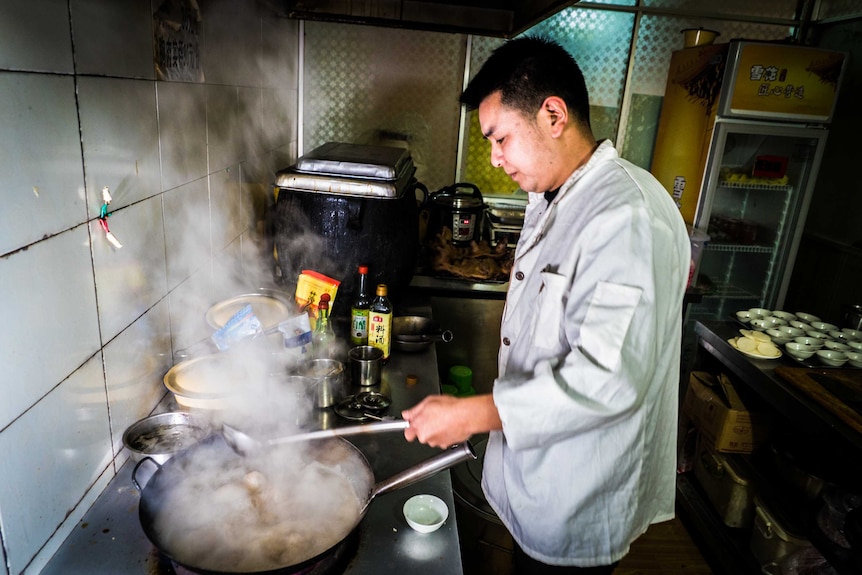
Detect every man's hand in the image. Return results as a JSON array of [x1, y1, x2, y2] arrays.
[[402, 394, 502, 448]]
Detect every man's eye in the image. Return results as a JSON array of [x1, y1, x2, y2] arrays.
[[496, 138, 504, 145]]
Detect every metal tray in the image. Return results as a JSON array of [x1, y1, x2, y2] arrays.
[[294, 142, 412, 180], [276, 165, 415, 199]]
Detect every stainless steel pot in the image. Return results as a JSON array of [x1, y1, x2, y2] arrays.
[[842, 304, 862, 331], [392, 316, 453, 353], [133, 434, 475, 574], [122, 412, 209, 465]]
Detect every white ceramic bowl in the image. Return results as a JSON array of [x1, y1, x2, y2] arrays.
[[848, 341, 862, 352], [794, 336, 824, 349], [403, 494, 449, 533], [771, 311, 797, 322], [789, 320, 810, 331], [751, 317, 786, 331], [816, 349, 848, 367], [829, 330, 854, 344], [810, 321, 839, 333], [795, 312, 821, 323], [766, 329, 791, 345], [824, 340, 851, 352], [841, 328, 862, 342], [776, 325, 805, 339], [846, 351, 862, 368], [748, 308, 772, 320], [785, 342, 815, 360], [735, 310, 751, 324], [805, 330, 830, 341]]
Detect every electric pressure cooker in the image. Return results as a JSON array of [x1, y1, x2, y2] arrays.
[[425, 183, 485, 246]]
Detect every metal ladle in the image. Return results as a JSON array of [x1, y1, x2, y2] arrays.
[[222, 420, 410, 456]]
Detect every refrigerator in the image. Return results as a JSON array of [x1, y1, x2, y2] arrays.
[[651, 40, 847, 321]]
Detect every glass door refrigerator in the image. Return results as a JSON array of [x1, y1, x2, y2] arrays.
[[652, 40, 847, 322]]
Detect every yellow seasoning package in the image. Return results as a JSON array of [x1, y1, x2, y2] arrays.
[[295, 270, 340, 318]]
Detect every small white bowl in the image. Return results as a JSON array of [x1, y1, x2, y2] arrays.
[[816, 349, 848, 367], [785, 342, 815, 360], [748, 308, 772, 320], [794, 336, 824, 349], [766, 329, 791, 345], [771, 311, 797, 322], [824, 340, 851, 352], [848, 341, 862, 352], [841, 328, 862, 342], [795, 312, 821, 323], [806, 330, 830, 341], [789, 320, 810, 331], [846, 351, 862, 368], [403, 494, 449, 533], [751, 317, 786, 331], [829, 330, 853, 343], [810, 321, 839, 333], [735, 310, 751, 324], [776, 325, 805, 338]]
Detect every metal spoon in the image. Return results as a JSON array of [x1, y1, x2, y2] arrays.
[[222, 420, 410, 456]]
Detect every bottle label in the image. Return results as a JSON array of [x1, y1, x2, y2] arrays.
[[351, 308, 369, 345], [368, 312, 392, 359]]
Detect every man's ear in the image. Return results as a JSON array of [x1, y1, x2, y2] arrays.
[[540, 96, 568, 137]]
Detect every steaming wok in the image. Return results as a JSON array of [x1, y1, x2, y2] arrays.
[[133, 433, 474, 574]]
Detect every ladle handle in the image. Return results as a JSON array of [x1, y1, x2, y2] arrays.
[[268, 420, 409, 446], [372, 441, 477, 499]]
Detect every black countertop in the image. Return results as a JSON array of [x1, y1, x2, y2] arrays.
[[41, 303, 465, 575]]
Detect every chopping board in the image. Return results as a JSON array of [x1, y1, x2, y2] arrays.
[[774, 366, 862, 435]]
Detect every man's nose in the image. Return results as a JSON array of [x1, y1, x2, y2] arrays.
[[490, 146, 503, 168]]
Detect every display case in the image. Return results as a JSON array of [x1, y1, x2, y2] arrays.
[[690, 120, 828, 322]]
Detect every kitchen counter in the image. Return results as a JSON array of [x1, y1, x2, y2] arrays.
[[41, 304, 465, 575]]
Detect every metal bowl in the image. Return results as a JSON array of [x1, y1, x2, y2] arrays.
[[392, 316, 453, 353], [122, 412, 210, 464]]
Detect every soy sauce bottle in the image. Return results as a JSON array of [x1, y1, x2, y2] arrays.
[[350, 265, 372, 346], [368, 284, 393, 364]]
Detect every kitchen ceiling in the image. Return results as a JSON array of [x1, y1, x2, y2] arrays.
[[283, 0, 581, 37]]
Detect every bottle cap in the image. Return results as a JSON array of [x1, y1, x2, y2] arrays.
[[376, 284, 388, 296], [359, 265, 368, 274], [320, 293, 331, 302]]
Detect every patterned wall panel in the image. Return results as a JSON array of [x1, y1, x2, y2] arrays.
[[303, 21, 467, 191]]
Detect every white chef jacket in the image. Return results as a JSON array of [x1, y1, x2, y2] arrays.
[[482, 140, 691, 567]]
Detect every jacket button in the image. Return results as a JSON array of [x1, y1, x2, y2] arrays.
[[515, 271, 525, 281], [502, 337, 511, 346]]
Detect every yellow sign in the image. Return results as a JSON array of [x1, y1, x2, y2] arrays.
[[729, 43, 844, 120]]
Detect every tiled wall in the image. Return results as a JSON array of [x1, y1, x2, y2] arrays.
[[0, 1, 298, 573]]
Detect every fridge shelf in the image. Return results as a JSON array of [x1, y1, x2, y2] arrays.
[[704, 243, 775, 254], [718, 181, 792, 192], [700, 282, 760, 300]]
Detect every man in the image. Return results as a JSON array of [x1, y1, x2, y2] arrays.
[[402, 37, 690, 573]]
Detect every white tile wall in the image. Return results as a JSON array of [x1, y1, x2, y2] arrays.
[[0, 72, 86, 255], [0, 1, 299, 573]]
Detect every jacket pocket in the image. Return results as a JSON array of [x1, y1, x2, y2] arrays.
[[533, 271, 568, 350], [580, 281, 642, 371]]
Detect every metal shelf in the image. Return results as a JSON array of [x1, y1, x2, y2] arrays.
[[705, 243, 775, 254], [699, 282, 760, 300], [718, 181, 792, 192]]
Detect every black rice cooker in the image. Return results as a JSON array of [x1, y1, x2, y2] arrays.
[[425, 183, 485, 247]]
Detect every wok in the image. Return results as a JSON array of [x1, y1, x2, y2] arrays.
[[133, 433, 475, 574], [392, 316, 453, 353]]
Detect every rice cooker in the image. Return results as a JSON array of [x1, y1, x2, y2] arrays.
[[426, 183, 485, 246]]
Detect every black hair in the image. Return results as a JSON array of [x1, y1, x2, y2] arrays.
[[460, 36, 592, 130]]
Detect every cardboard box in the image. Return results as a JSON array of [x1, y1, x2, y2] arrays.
[[682, 371, 771, 453]]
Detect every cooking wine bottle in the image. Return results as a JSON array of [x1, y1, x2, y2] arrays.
[[368, 284, 393, 364], [312, 293, 336, 358], [350, 265, 372, 346]]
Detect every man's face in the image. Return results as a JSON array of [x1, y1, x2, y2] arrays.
[[478, 91, 557, 194]]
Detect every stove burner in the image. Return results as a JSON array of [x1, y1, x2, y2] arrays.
[[158, 529, 359, 575]]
